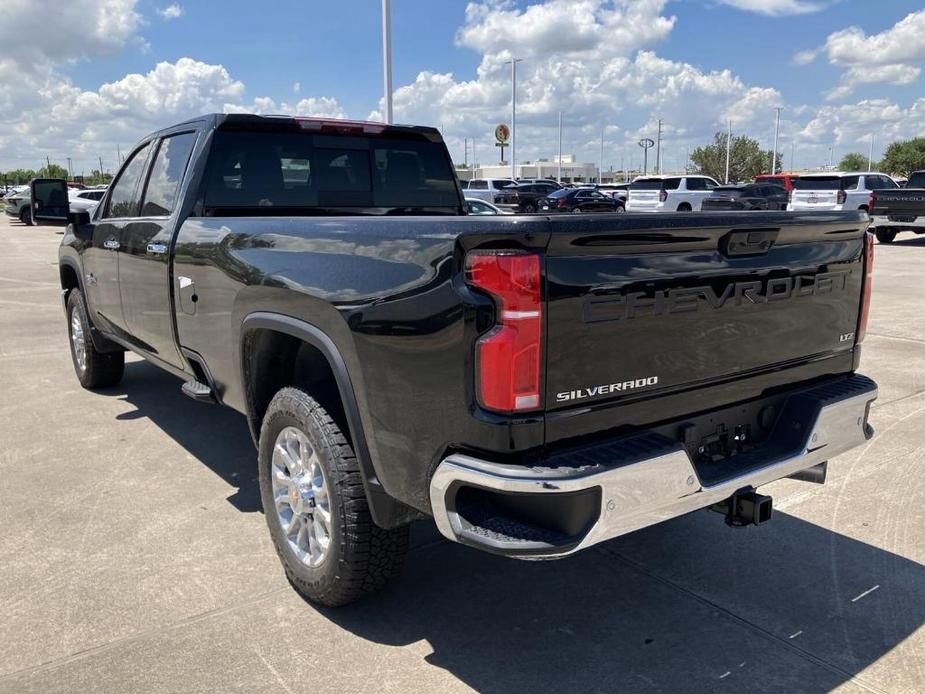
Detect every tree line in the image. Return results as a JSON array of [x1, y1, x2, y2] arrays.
[[690, 134, 925, 182], [0, 164, 113, 187]]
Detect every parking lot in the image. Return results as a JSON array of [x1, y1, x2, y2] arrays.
[[0, 213, 922, 693]]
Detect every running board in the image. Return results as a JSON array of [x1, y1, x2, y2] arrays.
[[181, 379, 216, 404]]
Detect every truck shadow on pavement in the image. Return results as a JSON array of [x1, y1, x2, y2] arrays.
[[324, 514, 924, 692], [107, 361, 922, 692], [108, 360, 261, 512]]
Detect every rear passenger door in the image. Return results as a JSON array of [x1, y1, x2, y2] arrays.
[[118, 129, 198, 368]]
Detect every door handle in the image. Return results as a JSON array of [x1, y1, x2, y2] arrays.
[[103, 238, 120, 251], [146, 242, 168, 255]]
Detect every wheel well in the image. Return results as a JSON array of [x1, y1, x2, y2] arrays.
[[677, 203, 692, 211], [243, 329, 349, 442], [858, 205, 869, 212], [60, 263, 80, 299]]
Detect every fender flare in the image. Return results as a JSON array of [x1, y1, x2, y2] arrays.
[[58, 256, 122, 354], [240, 312, 417, 529]]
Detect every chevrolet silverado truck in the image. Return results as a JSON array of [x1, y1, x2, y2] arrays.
[[869, 170, 925, 243], [59, 114, 878, 606]]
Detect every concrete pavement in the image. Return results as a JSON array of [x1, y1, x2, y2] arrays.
[[0, 214, 922, 693]]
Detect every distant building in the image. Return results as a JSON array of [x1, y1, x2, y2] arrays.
[[456, 155, 600, 183]]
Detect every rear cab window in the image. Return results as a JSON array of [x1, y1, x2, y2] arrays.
[[907, 172, 925, 188], [202, 121, 462, 216], [630, 178, 665, 191], [792, 177, 842, 191]]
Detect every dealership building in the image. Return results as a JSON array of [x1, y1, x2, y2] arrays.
[[456, 154, 605, 183]]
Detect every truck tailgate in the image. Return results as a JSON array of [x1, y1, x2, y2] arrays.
[[870, 189, 925, 218], [543, 212, 868, 428]]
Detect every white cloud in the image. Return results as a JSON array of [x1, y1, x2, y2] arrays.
[[5, 60, 346, 169], [792, 48, 819, 66], [292, 81, 301, 94], [157, 3, 183, 20], [0, 1, 343, 172], [225, 96, 345, 119], [369, 0, 784, 169], [805, 10, 925, 99], [713, 0, 829, 16]]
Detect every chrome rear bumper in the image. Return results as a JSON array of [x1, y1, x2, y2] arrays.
[[429, 375, 877, 559]]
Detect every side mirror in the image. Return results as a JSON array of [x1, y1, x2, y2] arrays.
[[67, 210, 93, 241], [68, 211, 91, 226]]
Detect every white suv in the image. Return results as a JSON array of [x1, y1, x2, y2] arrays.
[[465, 178, 516, 204], [626, 175, 720, 213], [788, 172, 898, 212]]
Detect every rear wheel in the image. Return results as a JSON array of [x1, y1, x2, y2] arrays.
[[523, 203, 536, 213], [614, 204, 625, 213], [875, 228, 897, 244], [571, 207, 583, 214], [259, 387, 409, 606], [66, 289, 124, 389], [19, 206, 32, 225]]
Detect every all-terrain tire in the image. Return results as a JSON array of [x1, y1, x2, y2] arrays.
[[66, 289, 124, 389], [874, 228, 896, 244], [258, 387, 409, 607]]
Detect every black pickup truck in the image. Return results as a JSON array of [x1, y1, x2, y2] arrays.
[[869, 170, 925, 243], [60, 114, 878, 606]]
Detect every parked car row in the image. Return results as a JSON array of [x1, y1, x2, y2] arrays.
[[3, 180, 107, 225], [458, 170, 909, 221]]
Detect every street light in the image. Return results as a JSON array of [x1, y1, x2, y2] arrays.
[[505, 58, 522, 180], [381, 0, 393, 124], [771, 107, 781, 175]]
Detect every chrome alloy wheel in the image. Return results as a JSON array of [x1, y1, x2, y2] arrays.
[[271, 426, 332, 567], [70, 310, 87, 372]]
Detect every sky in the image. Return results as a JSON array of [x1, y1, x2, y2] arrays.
[[2, 0, 925, 175]]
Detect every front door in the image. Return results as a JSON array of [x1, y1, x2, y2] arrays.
[[82, 142, 153, 336], [118, 130, 198, 368]]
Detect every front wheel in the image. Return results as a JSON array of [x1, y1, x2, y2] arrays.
[[259, 387, 409, 606], [66, 290, 124, 389], [571, 207, 583, 214], [875, 228, 897, 244], [614, 204, 625, 213], [523, 203, 536, 213], [19, 206, 32, 226]]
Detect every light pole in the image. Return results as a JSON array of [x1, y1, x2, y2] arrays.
[[599, 126, 604, 183], [505, 58, 522, 180], [725, 119, 732, 184], [655, 119, 663, 175], [771, 107, 782, 175], [66, 157, 73, 180], [868, 133, 874, 172], [557, 111, 562, 183], [381, 0, 393, 124]]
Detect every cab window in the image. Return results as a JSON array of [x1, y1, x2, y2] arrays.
[[140, 132, 197, 216], [106, 143, 153, 218]]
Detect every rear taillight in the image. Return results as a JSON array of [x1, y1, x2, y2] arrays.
[[837, 189, 847, 205], [868, 191, 876, 212], [857, 232, 874, 343], [557, 198, 566, 208], [659, 189, 667, 203], [465, 251, 543, 413]]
